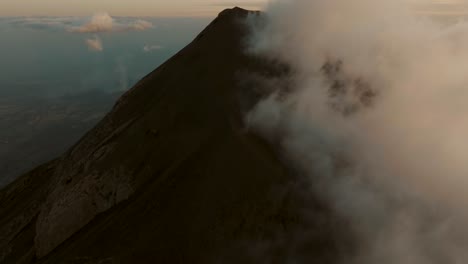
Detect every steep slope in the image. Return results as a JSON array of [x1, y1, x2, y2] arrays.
[[0, 7, 349, 263]]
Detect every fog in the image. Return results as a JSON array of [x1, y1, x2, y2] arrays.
[[247, 0, 468, 262]]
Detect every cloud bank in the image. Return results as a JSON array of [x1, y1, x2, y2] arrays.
[[246, 0, 468, 262], [70, 13, 153, 33], [6, 14, 154, 33], [5, 14, 154, 51]]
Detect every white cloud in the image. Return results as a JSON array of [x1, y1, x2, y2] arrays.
[[143, 44, 163, 52], [85, 35, 103, 52], [70, 13, 153, 33], [70, 13, 113, 33], [67, 13, 153, 52], [246, 0, 468, 262]]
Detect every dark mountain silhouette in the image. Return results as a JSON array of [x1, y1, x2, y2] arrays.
[[0, 7, 351, 263]]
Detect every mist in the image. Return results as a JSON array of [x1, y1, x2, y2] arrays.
[[246, 0, 468, 262], [86, 35, 103, 51]]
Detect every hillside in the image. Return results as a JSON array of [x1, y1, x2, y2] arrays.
[[0, 7, 349, 263]]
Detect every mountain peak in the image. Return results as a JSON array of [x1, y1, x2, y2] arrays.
[[0, 7, 287, 263], [218, 6, 260, 18], [0, 6, 340, 264]]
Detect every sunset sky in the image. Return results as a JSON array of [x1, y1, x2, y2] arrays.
[[0, 0, 467, 17], [0, 0, 267, 17]]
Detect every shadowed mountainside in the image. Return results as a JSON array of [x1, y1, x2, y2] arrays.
[[0, 7, 351, 263]]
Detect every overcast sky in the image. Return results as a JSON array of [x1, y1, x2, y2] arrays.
[[0, 0, 267, 17]]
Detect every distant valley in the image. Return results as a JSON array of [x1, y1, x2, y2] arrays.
[[0, 90, 121, 187]]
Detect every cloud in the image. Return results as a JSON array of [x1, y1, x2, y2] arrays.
[[69, 13, 153, 33], [16, 17, 74, 26], [131, 20, 154, 31], [246, 0, 468, 262], [85, 35, 103, 51], [70, 13, 113, 33], [4, 14, 154, 33], [5, 16, 79, 31], [143, 44, 163, 52], [66, 13, 153, 51]]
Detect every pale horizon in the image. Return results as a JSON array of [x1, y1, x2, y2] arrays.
[[0, 0, 267, 17], [1, 0, 468, 18]]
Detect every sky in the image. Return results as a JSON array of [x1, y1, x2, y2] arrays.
[[414, 0, 468, 15], [1, 0, 467, 17], [0, 0, 268, 17]]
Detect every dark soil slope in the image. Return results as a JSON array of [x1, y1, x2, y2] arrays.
[[0, 7, 349, 264]]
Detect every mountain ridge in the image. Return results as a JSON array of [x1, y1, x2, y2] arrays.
[[0, 7, 348, 264]]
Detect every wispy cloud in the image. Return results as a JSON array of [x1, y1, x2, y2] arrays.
[[143, 44, 163, 52], [5, 13, 154, 33], [6, 16, 79, 31], [85, 35, 103, 52], [130, 20, 153, 31]]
